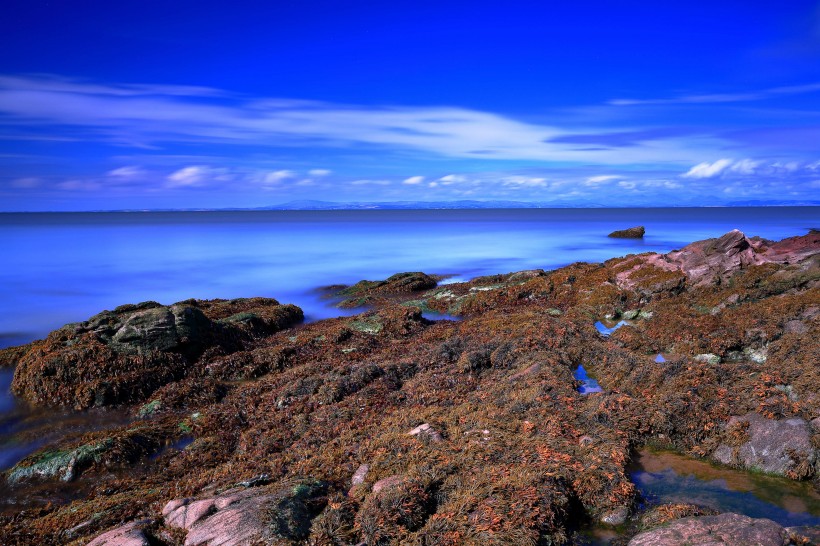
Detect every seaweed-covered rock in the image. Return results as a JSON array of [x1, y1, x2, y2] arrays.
[[628, 513, 790, 546], [608, 226, 645, 239], [336, 272, 437, 307], [711, 413, 816, 478], [8, 298, 302, 409]]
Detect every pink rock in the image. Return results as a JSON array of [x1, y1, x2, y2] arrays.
[[184, 495, 275, 546], [629, 513, 788, 546], [161, 498, 190, 517], [372, 474, 404, 494], [351, 463, 369, 486], [407, 423, 443, 442], [86, 520, 152, 546], [164, 498, 216, 530]]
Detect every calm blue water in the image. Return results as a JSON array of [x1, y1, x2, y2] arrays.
[[0, 207, 817, 348]]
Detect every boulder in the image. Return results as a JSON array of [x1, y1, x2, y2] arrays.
[[9, 298, 302, 409], [711, 412, 816, 478], [86, 520, 153, 546], [608, 226, 645, 239], [335, 272, 437, 307], [407, 423, 443, 443], [163, 479, 328, 546], [628, 513, 789, 546]]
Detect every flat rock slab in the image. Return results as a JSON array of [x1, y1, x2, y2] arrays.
[[628, 513, 789, 546]]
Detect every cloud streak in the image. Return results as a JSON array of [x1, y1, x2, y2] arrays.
[[0, 74, 726, 165], [610, 82, 820, 106]]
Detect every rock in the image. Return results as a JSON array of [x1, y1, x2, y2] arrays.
[[694, 353, 720, 365], [600, 506, 629, 525], [87, 520, 153, 546], [637, 503, 718, 531], [784, 320, 808, 334], [164, 479, 328, 546], [9, 298, 303, 409], [628, 513, 789, 546], [786, 525, 820, 544], [622, 309, 640, 320], [407, 423, 443, 443], [336, 272, 437, 307], [372, 475, 404, 494], [7, 438, 114, 484], [608, 226, 645, 239], [711, 412, 816, 478], [351, 464, 369, 487], [508, 269, 545, 282]]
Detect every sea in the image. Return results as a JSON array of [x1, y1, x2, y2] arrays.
[[1, 207, 817, 349]]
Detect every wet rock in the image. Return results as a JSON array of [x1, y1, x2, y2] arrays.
[[7, 438, 114, 484], [608, 226, 645, 239], [637, 503, 718, 531], [712, 412, 816, 478], [787, 525, 820, 544], [628, 513, 789, 546], [600, 506, 629, 526], [86, 520, 153, 546]]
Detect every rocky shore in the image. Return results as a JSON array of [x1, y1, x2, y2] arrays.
[[0, 229, 818, 545]]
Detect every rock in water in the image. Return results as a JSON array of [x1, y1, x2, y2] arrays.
[[608, 226, 645, 238], [628, 513, 790, 545]]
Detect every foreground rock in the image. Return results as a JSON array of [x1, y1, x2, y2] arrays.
[[161, 479, 327, 546], [711, 413, 816, 479], [628, 513, 790, 545], [7, 297, 302, 409], [608, 226, 646, 238]]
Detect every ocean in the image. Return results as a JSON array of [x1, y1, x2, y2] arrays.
[[1, 207, 817, 349]]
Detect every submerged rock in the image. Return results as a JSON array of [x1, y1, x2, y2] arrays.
[[608, 226, 646, 239], [628, 513, 790, 546]]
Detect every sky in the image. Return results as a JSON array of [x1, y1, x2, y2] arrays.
[[1, 1, 820, 211]]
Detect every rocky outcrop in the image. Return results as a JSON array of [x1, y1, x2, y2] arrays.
[[615, 229, 819, 289], [711, 412, 816, 479], [608, 226, 645, 238], [628, 513, 790, 545], [162, 479, 327, 546], [335, 272, 437, 307], [8, 298, 302, 409]]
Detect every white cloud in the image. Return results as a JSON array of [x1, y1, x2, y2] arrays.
[[308, 169, 331, 177], [350, 179, 390, 186], [610, 82, 820, 106], [728, 159, 761, 175], [618, 181, 637, 189], [0, 74, 729, 165], [806, 161, 820, 171], [501, 176, 547, 187], [438, 174, 467, 185], [402, 175, 425, 185], [262, 170, 296, 185], [682, 159, 733, 178], [167, 166, 212, 187], [107, 165, 145, 178], [583, 175, 620, 186]]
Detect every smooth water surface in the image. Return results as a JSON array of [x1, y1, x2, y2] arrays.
[[2, 207, 816, 348], [574, 365, 603, 394], [632, 448, 820, 527]]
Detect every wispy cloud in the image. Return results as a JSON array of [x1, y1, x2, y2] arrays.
[[682, 159, 734, 178], [402, 176, 425, 185], [0, 74, 725, 165], [610, 82, 820, 106]]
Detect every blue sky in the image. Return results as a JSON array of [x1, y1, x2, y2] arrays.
[[1, 1, 820, 210]]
